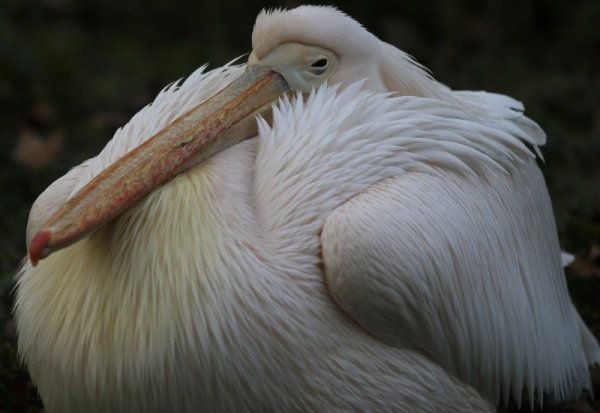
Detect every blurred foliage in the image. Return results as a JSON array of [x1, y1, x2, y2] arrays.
[[0, 0, 599, 412]]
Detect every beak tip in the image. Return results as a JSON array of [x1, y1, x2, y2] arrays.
[[29, 229, 53, 267]]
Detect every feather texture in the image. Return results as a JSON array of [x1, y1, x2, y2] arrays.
[[321, 167, 592, 407], [15, 5, 598, 412]]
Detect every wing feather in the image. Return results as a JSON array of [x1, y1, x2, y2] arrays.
[[321, 161, 598, 407]]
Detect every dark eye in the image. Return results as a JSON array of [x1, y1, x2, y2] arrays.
[[308, 57, 329, 75], [311, 58, 328, 68]]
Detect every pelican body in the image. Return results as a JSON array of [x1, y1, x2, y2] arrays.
[[15, 6, 599, 413]]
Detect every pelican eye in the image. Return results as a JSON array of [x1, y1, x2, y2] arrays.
[[308, 57, 329, 75]]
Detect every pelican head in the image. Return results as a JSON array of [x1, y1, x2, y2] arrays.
[[26, 8, 460, 267]]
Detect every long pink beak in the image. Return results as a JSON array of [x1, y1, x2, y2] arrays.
[[28, 66, 290, 266]]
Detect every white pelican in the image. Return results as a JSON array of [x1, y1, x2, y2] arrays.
[[15, 5, 599, 413]]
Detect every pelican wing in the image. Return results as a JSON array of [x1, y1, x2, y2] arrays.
[[321, 163, 599, 406]]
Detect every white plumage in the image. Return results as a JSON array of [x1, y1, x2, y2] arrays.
[[16, 6, 599, 413]]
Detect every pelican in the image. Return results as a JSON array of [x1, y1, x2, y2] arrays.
[[15, 6, 599, 413]]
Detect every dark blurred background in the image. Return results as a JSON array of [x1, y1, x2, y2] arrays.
[[1, 0, 599, 411]]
